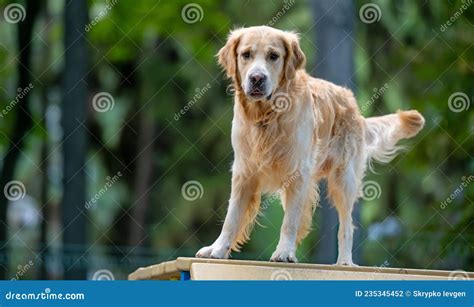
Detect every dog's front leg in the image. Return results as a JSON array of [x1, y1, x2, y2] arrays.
[[196, 173, 260, 259], [270, 170, 312, 263]]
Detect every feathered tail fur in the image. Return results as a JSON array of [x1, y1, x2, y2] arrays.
[[365, 110, 425, 165]]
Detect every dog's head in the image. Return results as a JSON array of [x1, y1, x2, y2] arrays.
[[218, 26, 306, 101]]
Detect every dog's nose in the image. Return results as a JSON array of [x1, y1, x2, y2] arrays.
[[249, 73, 266, 85]]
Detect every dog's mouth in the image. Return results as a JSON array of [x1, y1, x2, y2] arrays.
[[247, 87, 273, 100], [248, 88, 265, 98]]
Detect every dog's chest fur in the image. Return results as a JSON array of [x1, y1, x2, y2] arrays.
[[233, 95, 317, 190]]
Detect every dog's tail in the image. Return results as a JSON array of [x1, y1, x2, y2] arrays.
[[364, 110, 425, 166]]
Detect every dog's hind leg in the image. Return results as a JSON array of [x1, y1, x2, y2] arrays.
[[196, 173, 261, 259], [327, 157, 365, 266]]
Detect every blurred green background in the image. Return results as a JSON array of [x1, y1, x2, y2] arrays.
[[0, 0, 472, 280]]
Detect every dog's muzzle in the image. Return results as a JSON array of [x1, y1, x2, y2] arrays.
[[247, 72, 268, 99]]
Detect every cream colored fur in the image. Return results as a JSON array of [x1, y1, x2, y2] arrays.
[[196, 26, 424, 265]]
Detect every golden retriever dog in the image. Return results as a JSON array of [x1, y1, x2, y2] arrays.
[[196, 26, 424, 265]]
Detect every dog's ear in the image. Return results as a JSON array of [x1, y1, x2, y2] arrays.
[[217, 28, 243, 80], [283, 32, 306, 82]]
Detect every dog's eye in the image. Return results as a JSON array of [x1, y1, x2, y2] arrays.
[[241, 52, 251, 59], [268, 52, 279, 61]]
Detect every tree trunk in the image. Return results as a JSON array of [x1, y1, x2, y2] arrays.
[[128, 111, 155, 247], [312, 0, 361, 264], [0, 0, 41, 279], [61, 0, 88, 279], [39, 85, 50, 280]]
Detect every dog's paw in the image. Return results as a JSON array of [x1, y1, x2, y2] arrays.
[[195, 244, 230, 259], [335, 259, 358, 266], [270, 249, 298, 263]]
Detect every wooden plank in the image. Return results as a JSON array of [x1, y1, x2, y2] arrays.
[[190, 263, 449, 280], [128, 260, 181, 280], [128, 257, 474, 280]]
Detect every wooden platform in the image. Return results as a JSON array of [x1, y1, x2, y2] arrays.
[[128, 257, 474, 280]]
